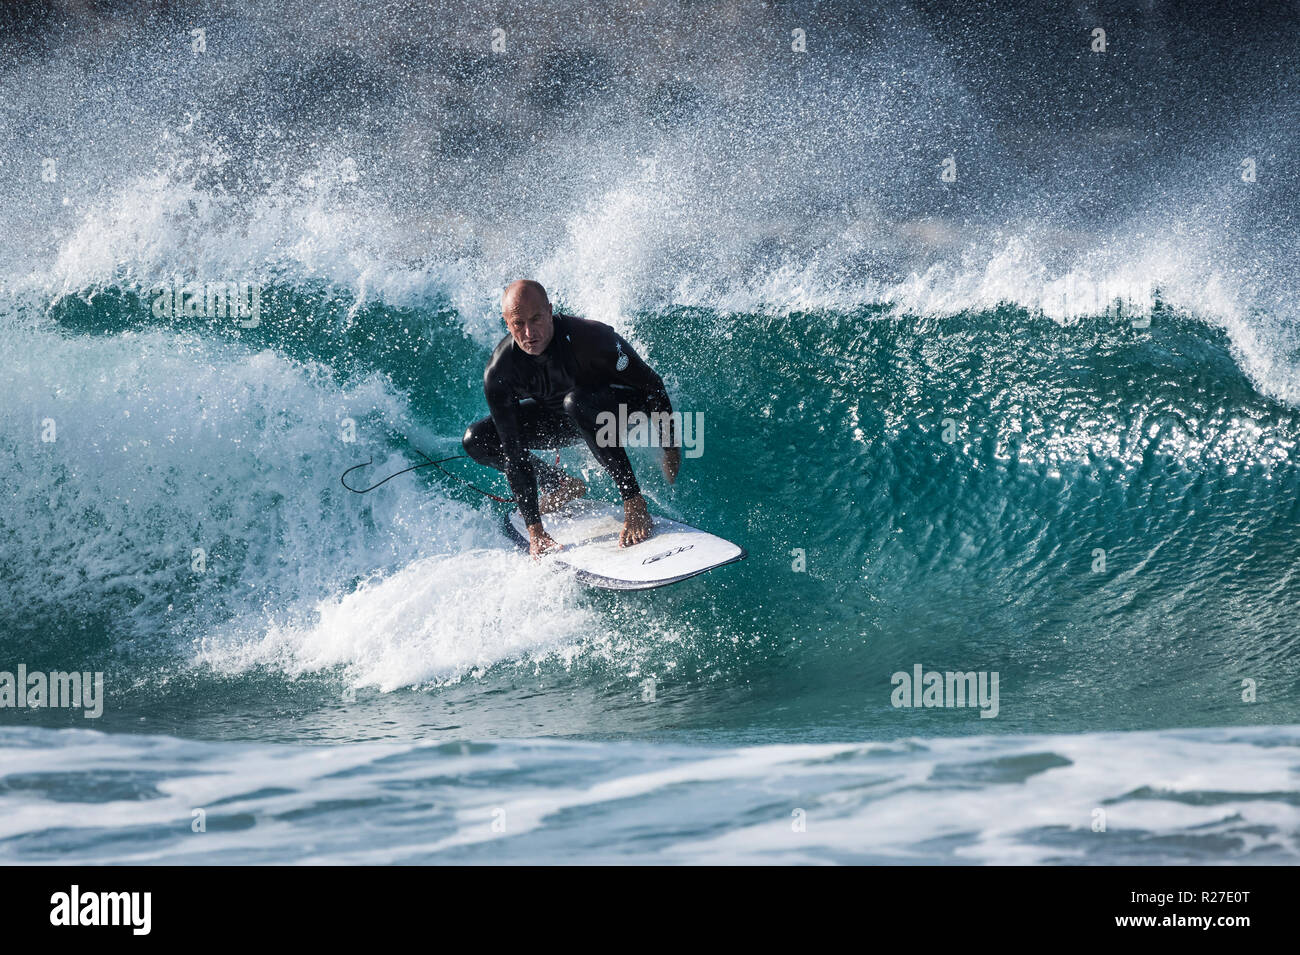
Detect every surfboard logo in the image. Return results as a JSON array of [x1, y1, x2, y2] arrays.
[[642, 544, 693, 565], [615, 341, 629, 371]]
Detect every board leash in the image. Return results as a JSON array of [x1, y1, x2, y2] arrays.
[[340, 447, 559, 503]]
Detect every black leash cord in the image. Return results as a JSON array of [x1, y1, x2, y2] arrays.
[[340, 448, 515, 502]]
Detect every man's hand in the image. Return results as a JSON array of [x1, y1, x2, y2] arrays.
[[620, 494, 654, 547], [661, 446, 681, 484], [528, 522, 564, 559]]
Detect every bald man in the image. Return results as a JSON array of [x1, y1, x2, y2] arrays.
[[463, 280, 681, 558]]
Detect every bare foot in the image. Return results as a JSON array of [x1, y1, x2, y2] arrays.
[[527, 523, 564, 559], [619, 494, 654, 547], [539, 471, 587, 514]]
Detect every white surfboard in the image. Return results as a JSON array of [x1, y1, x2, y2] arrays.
[[504, 498, 746, 590]]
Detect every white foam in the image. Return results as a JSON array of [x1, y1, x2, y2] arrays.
[[6, 98, 1297, 408], [196, 547, 600, 690], [0, 319, 455, 637], [1, 725, 1295, 864]]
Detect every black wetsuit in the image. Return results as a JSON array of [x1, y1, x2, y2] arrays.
[[462, 314, 674, 527]]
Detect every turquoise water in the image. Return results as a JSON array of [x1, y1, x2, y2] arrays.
[[3, 289, 1299, 862], [2, 0, 1299, 863], [7, 293, 1299, 742]]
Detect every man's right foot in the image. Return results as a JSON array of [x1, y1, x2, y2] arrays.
[[539, 471, 588, 513], [619, 494, 654, 547]]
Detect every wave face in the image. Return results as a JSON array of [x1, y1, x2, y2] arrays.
[[1, 0, 1299, 863], [4, 293, 1299, 741]]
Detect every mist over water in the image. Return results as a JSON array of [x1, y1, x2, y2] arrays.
[[1, 0, 1298, 862], [4, 1, 1299, 352]]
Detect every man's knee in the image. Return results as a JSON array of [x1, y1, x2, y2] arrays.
[[561, 390, 583, 421], [462, 419, 496, 464], [562, 388, 610, 430]]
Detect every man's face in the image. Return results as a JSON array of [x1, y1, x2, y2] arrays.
[[504, 293, 554, 356]]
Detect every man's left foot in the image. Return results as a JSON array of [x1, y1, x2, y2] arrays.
[[619, 494, 654, 547], [539, 471, 588, 513]]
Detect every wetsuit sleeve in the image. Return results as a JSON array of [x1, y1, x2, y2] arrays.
[[485, 370, 542, 527], [601, 328, 675, 444], [608, 332, 671, 413]]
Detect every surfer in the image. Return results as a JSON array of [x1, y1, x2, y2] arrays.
[[463, 280, 681, 558]]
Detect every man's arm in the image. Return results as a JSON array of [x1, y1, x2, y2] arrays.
[[484, 373, 543, 528], [485, 375, 564, 556], [605, 330, 671, 412], [600, 328, 679, 480]]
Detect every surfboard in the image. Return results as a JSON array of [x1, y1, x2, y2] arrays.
[[503, 498, 746, 590]]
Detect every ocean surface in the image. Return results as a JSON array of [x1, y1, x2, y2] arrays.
[[1, 0, 1298, 864]]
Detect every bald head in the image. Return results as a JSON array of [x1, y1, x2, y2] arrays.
[[502, 279, 555, 356], [503, 279, 550, 314]]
